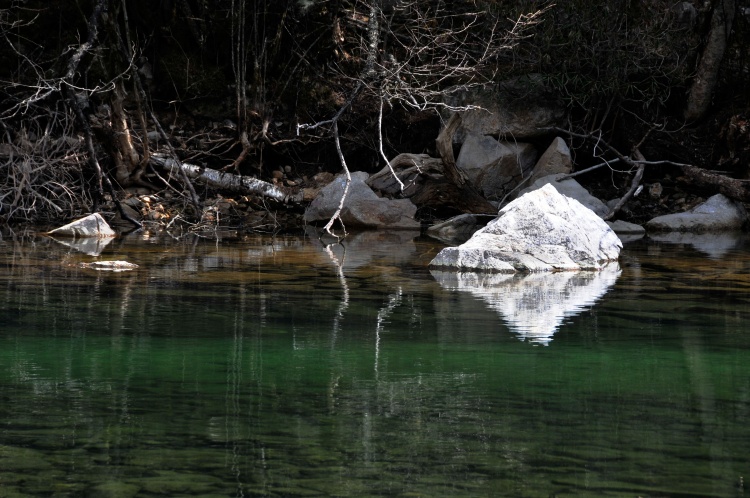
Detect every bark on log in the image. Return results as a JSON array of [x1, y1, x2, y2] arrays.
[[679, 165, 750, 202], [150, 155, 303, 203], [434, 114, 497, 214], [366, 153, 444, 195]]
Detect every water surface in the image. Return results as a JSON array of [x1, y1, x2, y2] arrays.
[[0, 229, 748, 497]]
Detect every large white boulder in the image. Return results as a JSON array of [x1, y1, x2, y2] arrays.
[[304, 172, 420, 229], [429, 183, 622, 273], [645, 194, 747, 232]]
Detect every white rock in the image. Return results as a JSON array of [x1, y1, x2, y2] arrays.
[[429, 183, 622, 273], [47, 213, 116, 238], [78, 260, 138, 272], [48, 236, 114, 256]]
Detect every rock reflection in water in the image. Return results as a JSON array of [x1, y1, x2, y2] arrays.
[[647, 231, 747, 259], [46, 235, 114, 256], [431, 265, 621, 345]]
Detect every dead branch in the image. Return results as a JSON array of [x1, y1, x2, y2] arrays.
[[367, 152, 443, 195], [323, 121, 352, 238], [553, 126, 750, 209], [149, 110, 202, 212], [150, 154, 303, 204], [435, 114, 496, 214], [604, 150, 646, 221]]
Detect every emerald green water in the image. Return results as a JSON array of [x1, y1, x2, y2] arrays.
[[0, 229, 749, 497]]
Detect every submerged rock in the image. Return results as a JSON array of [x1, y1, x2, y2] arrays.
[[47, 213, 116, 238], [77, 261, 139, 272], [304, 172, 420, 229], [429, 184, 622, 273], [645, 194, 747, 232]]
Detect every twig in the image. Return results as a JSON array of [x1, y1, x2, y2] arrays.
[[604, 150, 646, 221], [557, 158, 623, 180]]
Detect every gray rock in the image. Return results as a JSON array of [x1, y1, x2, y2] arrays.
[[607, 220, 646, 243], [607, 220, 646, 235], [527, 137, 572, 185], [429, 183, 622, 273], [456, 132, 537, 200], [47, 213, 116, 238], [645, 194, 748, 232], [520, 174, 609, 217], [304, 172, 420, 229]]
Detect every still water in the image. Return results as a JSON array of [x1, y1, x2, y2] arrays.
[[0, 228, 748, 497]]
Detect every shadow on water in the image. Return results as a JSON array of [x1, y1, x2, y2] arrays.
[[0, 228, 749, 496]]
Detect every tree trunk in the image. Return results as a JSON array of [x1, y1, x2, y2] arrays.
[[111, 80, 141, 186], [684, 0, 736, 122], [435, 114, 497, 214]]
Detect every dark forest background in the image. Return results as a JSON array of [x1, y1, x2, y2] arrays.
[[1, 0, 749, 226]]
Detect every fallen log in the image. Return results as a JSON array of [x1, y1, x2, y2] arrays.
[[366, 153, 444, 196], [678, 165, 750, 203], [150, 154, 304, 204]]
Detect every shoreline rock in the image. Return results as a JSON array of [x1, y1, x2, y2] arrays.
[[46, 213, 116, 238], [429, 184, 622, 273], [304, 172, 420, 229], [645, 194, 748, 232]]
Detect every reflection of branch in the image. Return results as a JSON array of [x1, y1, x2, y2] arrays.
[[374, 288, 402, 380], [323, 243, 349, 348]]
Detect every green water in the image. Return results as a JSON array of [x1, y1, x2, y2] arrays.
[[0, 229, 749, 497]]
